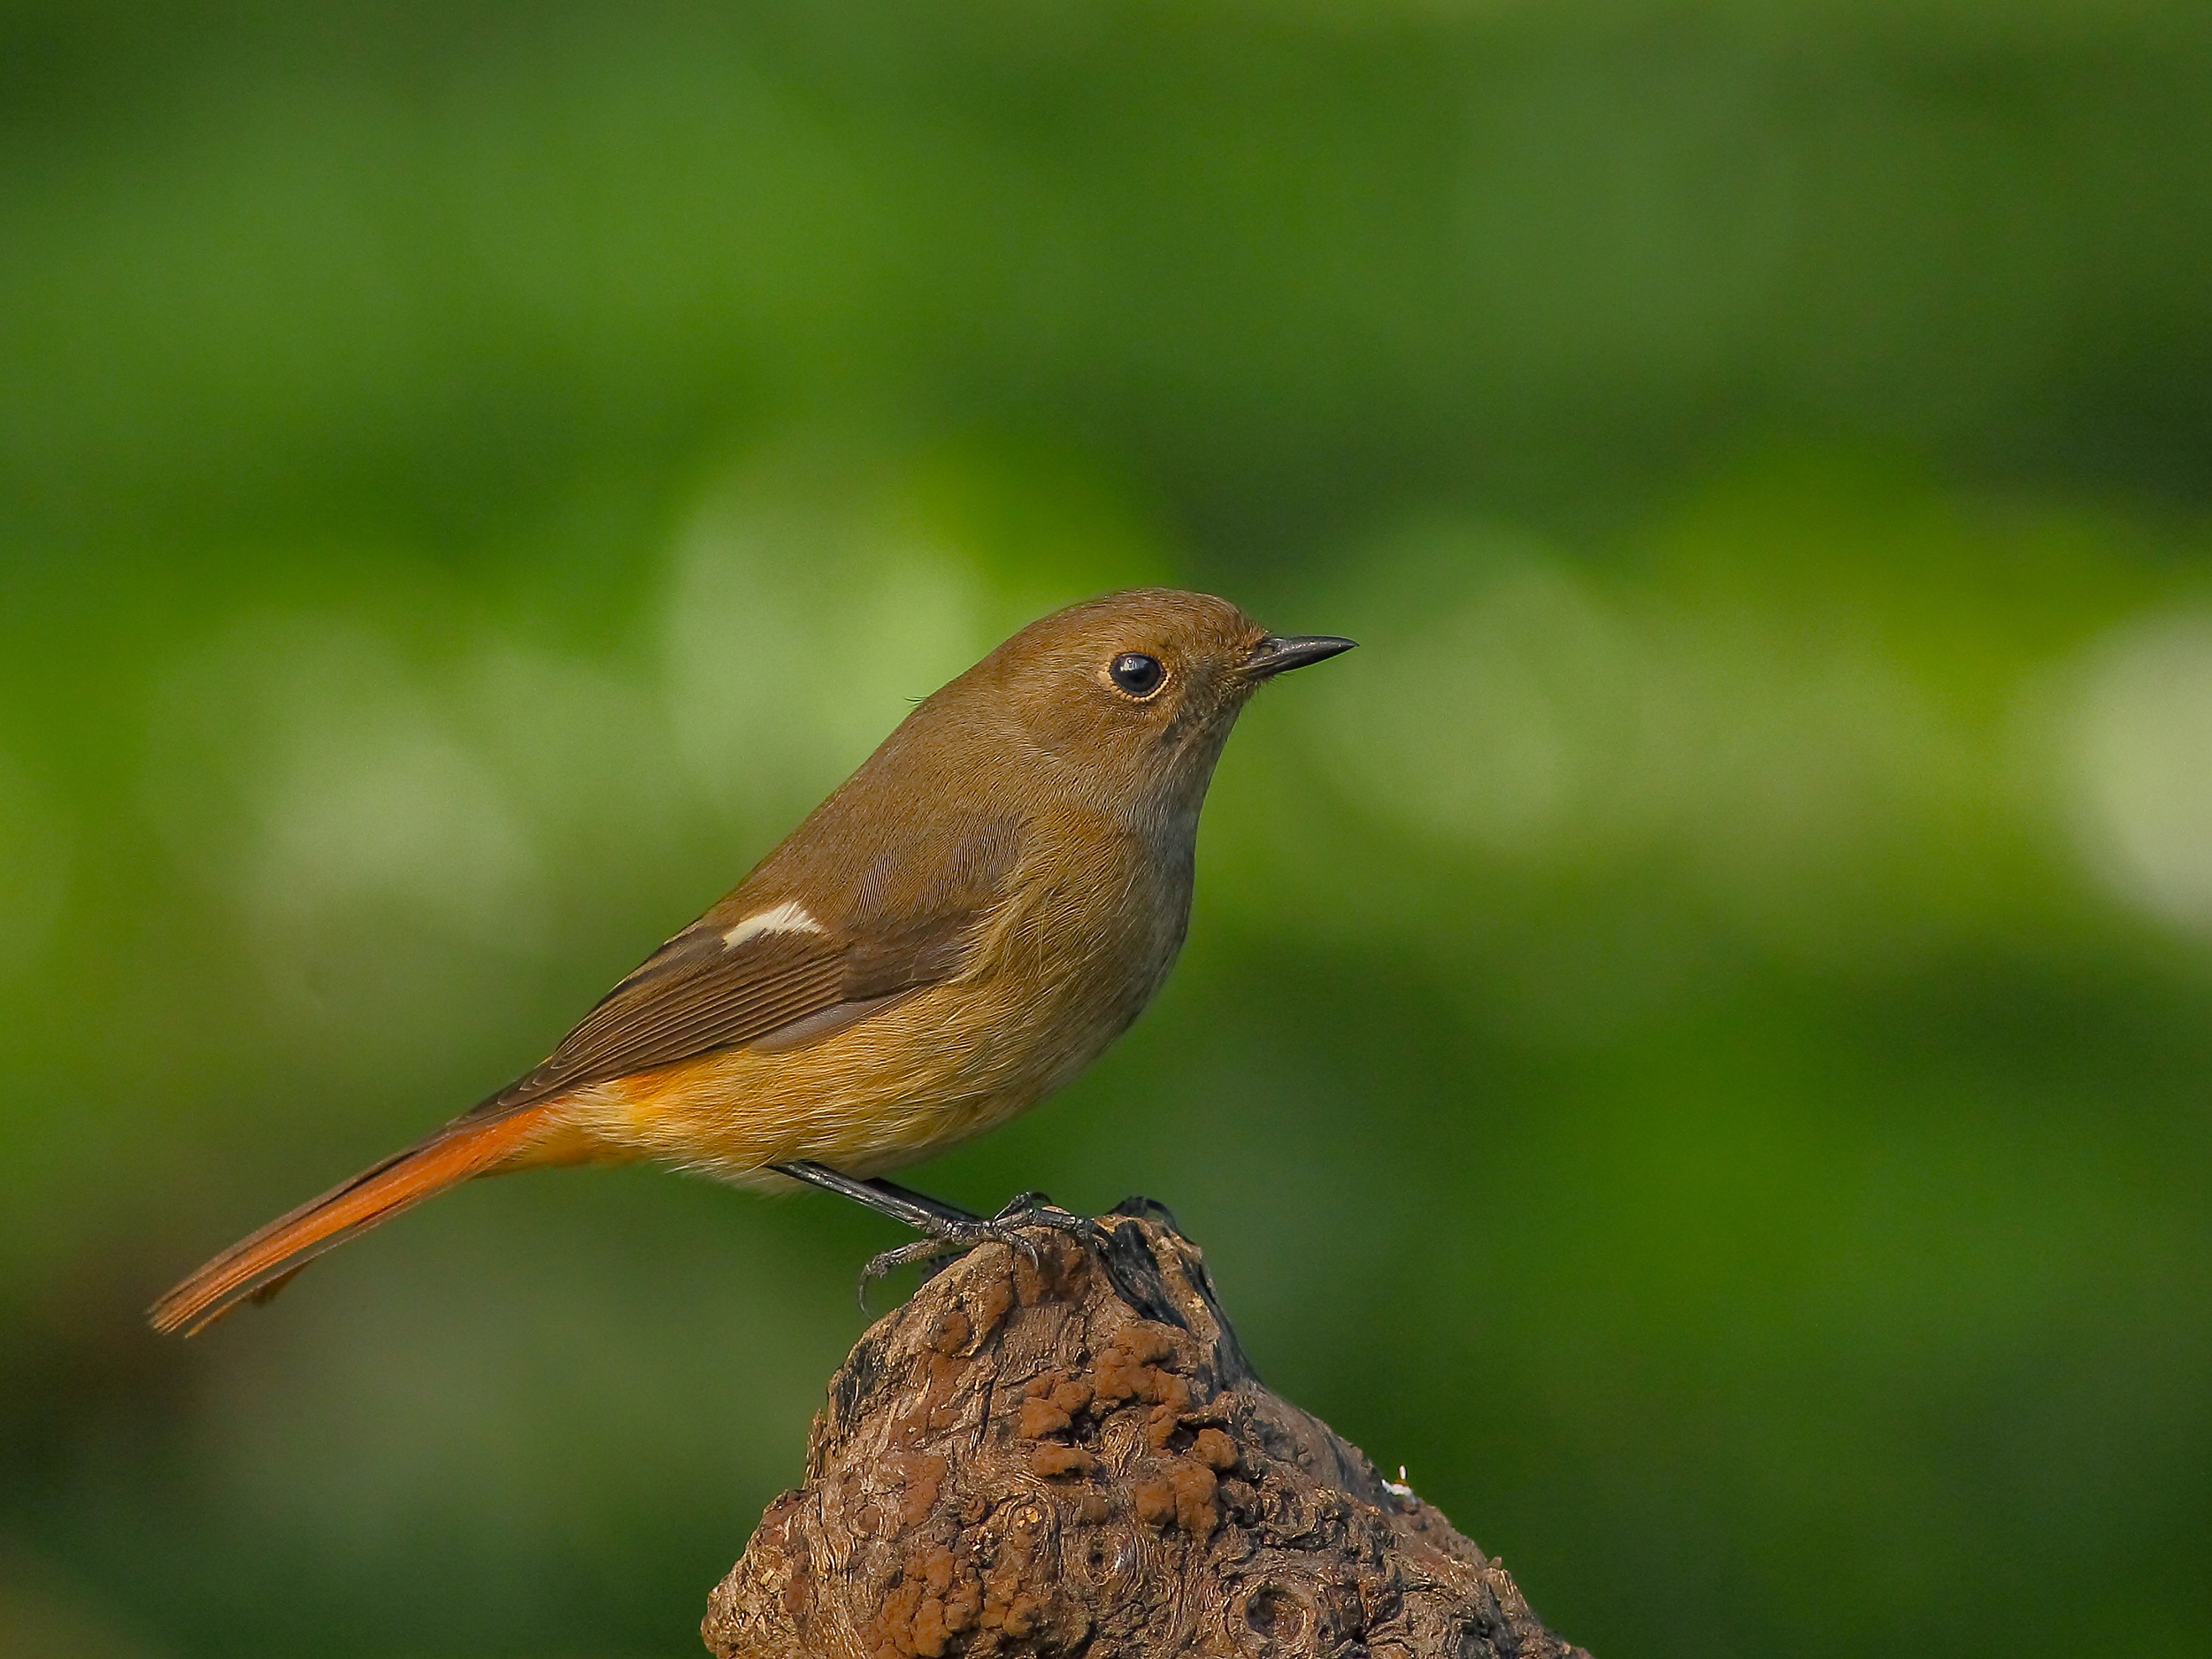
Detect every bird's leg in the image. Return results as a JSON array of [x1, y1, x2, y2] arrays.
[[770, 1161, 1097, 1307], [771, 1161, 980, 1227]]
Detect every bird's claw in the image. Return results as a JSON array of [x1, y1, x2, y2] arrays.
[[992, 1194, 1097, 1241], [855, 1197, 1101, 1310]]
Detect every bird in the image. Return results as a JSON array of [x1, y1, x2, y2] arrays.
[[150, 588, 1353, 1335]]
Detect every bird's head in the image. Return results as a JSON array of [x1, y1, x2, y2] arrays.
[[953, 588, 1354, 833]]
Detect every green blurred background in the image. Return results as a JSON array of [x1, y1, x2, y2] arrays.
[[4, 3, 2212, 1655]]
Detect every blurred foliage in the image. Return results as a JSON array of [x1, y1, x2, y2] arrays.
[[4, 3, 2212, 1655]]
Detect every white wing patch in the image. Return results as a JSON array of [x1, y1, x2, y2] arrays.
[[722, 900, 826, 950]]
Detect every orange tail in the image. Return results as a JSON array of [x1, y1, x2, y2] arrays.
[[150, 1109, 551, 1337]]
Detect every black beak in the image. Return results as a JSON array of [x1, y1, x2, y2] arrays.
[[1244, 634, 1357, 679]]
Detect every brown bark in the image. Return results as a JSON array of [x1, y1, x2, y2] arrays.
[[704, 1214, 1591, 1659]]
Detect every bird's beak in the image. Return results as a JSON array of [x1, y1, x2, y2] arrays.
[[1242, 634, 1357, 679]]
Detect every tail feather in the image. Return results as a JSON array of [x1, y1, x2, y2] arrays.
[[150, 1110, 549, 1337]]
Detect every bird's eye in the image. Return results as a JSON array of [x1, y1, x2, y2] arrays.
[[1108, 652, 1165, 697]]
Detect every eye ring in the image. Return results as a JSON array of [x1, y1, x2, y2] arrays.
[[1108, 651, 1166, 698]]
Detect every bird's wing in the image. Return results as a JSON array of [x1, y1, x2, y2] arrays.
[[468, 815, 1023, 1118]]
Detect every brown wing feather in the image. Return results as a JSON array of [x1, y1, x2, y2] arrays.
[[472, 814, 1025, 1117], [473, 926, 845, 1115]]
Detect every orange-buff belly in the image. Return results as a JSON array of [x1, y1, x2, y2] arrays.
[[526, 969, 1118, 1187]]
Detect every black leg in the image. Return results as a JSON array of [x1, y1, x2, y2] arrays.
[[772, 1161, 981, 1228]]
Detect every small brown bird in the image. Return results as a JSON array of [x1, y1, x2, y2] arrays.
[[150, 588, 1352, 1334]]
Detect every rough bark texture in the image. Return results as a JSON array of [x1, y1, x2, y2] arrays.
[[703, 1215, 1590, 1659]]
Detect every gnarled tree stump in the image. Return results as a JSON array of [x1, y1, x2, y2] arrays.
[[704, 1214, 1589, 1658]]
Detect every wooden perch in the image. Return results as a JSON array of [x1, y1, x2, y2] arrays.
[[703, 1213, 1591, 1658]]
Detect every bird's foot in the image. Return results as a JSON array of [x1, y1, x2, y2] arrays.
[[856, 1192, 1098, 1309]]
